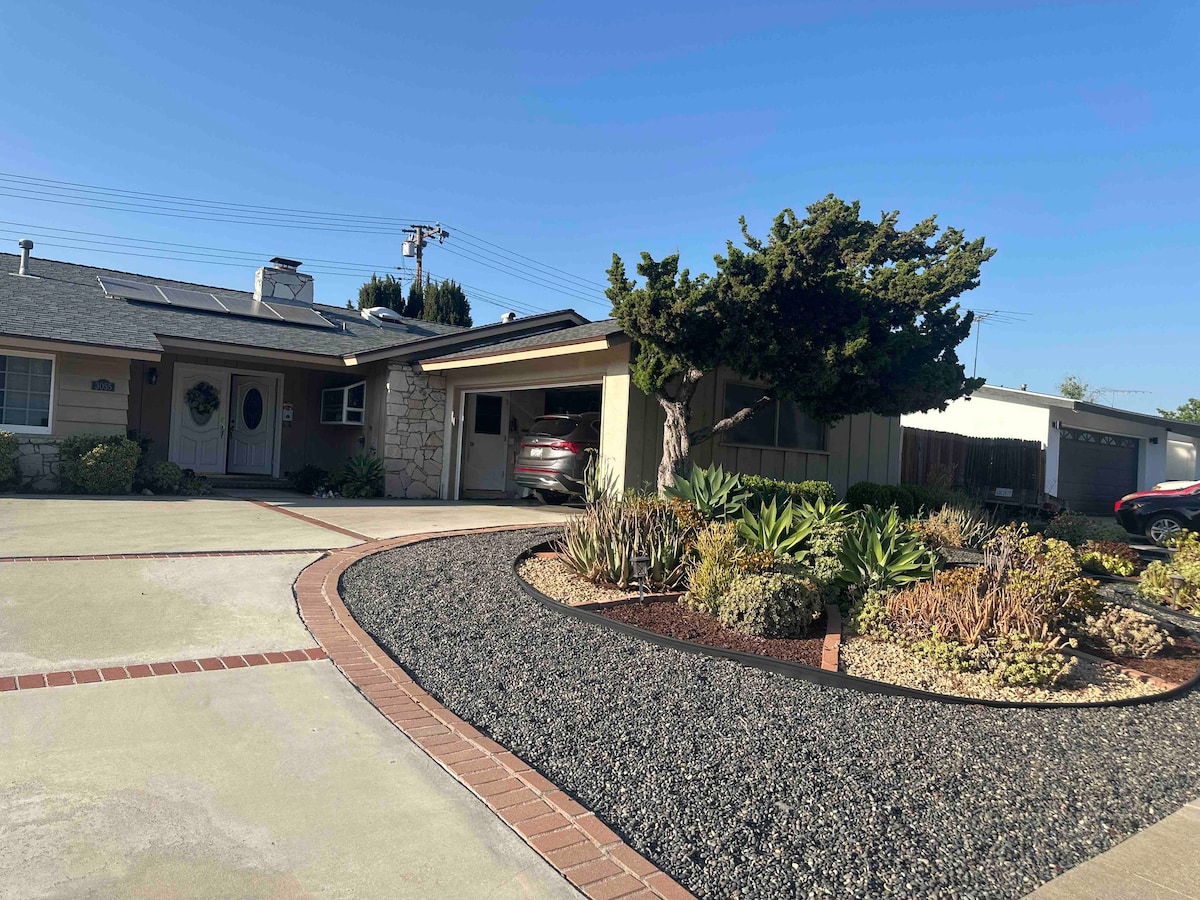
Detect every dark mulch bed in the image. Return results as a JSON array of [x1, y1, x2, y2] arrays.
[[593, 599, 826, 667], [1084, 635, 1200, 686]]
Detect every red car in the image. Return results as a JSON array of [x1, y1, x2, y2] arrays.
[[1114, 482, 1200, 544]]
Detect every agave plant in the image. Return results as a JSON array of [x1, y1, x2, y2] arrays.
[[558, 494, 691, 590], [793, 494, 854, 529], [837, 505, 937, 594], [738, 498, 813, 558], [664, 464, 750, 521]]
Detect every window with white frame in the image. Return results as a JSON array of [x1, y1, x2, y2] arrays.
[[321, 380, 365, 425], [722, 382, 825, 451], [0, 352, 53, 432]]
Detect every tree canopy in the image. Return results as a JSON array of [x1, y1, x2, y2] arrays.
[[357, 273, 406, 311], [1058, 375, 1096, 402], [607, 195, 995, 488], [1158, 398, 1200, 423], [403, 281, 424, 319], [422, 278, 472, 327]]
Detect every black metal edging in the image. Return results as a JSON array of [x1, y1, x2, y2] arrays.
[[512, 542, 1200, 711]]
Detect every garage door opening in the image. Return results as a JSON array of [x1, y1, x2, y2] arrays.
[[457, 384, 603, 501]]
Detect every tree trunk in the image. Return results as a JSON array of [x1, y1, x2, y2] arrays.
[[657, 398, 690, 493]]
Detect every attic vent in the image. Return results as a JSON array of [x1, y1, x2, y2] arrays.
[[360, 306, 407, 329]]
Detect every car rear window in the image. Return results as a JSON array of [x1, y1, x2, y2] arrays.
[[528, 417, 577, 437]]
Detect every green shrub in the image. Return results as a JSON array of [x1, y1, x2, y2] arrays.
[[559, 492, 694, 590], [0, 430, 18, 488], [1138, 531, 1200, 614], [178, 468, 211, 496], [338, 453, 384, 499], [1078, 540, 1140, 577], [1044, 510, 1131, 547], [742, 475, 835, 510], [845, 481, 972, 518], [717, 570, 823, 637], [685, 521, 746, 614], [148, 461, 184, 494], [837, 506, 937, 595], [59, 434, 141, 494], [664, 464, 749, 521], [1078, 606, 1171, 659], [286, 464, 330, 495]]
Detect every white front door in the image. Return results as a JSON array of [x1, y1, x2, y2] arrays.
[[228, 375, 277, 475], [462, 392, 509, 494], [169, 365, 230, 474]]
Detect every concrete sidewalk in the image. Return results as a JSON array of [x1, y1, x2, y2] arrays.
[[1029, 798, 1200, 899]]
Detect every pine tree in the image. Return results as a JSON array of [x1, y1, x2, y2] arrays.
[[421, 278, 472, 327], [357, 273, 406, 311], [403, 280, 424, 318]]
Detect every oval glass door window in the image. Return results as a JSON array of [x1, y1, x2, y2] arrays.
[[242, 388, 264, 430]]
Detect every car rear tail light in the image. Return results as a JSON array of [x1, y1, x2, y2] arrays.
[[548, 441, 585, 453]]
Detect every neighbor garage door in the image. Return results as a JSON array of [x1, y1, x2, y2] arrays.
[[1057, 427, 1139, 515]]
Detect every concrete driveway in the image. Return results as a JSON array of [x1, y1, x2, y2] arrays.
[[0, 494, 578, 899]]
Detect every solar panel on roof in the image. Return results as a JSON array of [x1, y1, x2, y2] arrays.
[[218, 295, 282, 319], [96, 276, 167, 304], [263, 301, 335, 329], [158, 286, 225, 312]]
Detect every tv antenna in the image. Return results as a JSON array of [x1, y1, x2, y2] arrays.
[[968, 309, 1031, 378], [1091, 387, 1150, 407]]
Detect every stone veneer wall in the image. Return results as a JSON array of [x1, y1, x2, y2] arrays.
[[14, 436, 60, 492], [383, 364, 446, 499]]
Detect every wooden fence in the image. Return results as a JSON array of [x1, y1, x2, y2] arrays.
[[901, 427, 1044, 494]]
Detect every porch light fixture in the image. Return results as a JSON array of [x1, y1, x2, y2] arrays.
[[146, 366, 158, 385]]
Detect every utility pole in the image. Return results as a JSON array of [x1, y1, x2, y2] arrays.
[[402, 223, 449, 288]]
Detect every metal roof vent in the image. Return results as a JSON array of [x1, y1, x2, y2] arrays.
[[360, 306, 407, 329], [500, 311, 517, 324], [13, 239, 36, 277]]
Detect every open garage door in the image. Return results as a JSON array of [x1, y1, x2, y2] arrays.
[[1057, 427, 1139, 515]]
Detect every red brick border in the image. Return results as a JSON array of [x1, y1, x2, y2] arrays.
[[0, 549, 327, 564], [0, 648, 327, 692], [294, 527, 695, 900], [247, 499, 373, 542]]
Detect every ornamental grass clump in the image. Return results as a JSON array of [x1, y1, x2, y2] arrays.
[[861, 523, 1099, 687], [910, 504, 996, 552], [559, 491, 693, 591], [1138, 531, 1200, 614]]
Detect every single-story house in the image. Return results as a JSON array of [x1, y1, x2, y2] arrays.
[[902, 385, 1200, 514], [1, 244, 901, 498]]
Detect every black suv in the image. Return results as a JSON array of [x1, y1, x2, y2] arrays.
[[514, 413, 601, 503], [1114, 483, 1200, 544]]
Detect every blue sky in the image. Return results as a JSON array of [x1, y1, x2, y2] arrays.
[[0, 1, 1195, 413]]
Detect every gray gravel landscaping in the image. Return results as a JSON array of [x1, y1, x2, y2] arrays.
[[340, 529, 1200, 900]]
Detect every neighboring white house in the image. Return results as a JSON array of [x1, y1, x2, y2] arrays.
[[903, 385, 1200, 514]]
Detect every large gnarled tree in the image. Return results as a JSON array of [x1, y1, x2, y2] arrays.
[[607, 195, 995, 491]]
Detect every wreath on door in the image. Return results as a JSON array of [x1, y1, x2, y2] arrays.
[[185, 381, 221, 418]]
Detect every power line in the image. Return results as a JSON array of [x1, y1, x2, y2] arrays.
[[0, 171, 609, 298]]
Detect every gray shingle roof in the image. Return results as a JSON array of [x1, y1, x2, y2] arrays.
[[0, 253, 470, 356], [423, 319, 623, 362], [0, 253, 587, 362]]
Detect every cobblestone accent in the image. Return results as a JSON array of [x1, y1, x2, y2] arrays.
[[14, 436, 60, 492], [382, 363, 446, 499]]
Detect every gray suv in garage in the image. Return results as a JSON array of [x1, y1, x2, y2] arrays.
[[514, 413, 601, 503]]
